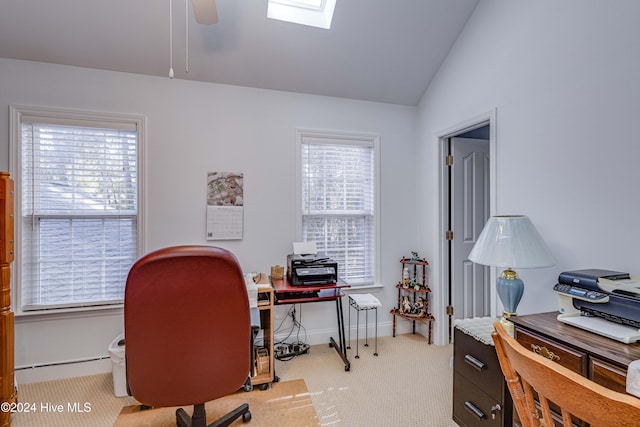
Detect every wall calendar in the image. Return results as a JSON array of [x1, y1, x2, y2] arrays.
[[206, 171, 244, 240]]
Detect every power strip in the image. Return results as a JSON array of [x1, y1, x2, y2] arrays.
[[274, 343, 310, 360]]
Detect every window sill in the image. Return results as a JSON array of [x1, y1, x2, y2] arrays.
[[14, 304, 123, 323], [343, 283, 384, 293]]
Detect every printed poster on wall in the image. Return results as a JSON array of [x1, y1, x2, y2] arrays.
[[206, 171, 244, 240]]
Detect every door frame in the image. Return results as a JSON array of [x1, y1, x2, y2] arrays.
[[437, 109, 498, 343]]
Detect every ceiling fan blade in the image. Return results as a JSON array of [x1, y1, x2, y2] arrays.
[[192, 0, 219, 25]]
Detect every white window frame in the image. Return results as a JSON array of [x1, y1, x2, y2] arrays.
[[267, 0, 337, 29], [295, 129, 380, 288], [9, 105, 145, 315]]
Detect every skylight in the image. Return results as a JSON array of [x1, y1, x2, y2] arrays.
[[267, 0, 337, 29]]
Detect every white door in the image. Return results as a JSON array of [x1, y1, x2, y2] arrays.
[[451, 137, 490, 321]]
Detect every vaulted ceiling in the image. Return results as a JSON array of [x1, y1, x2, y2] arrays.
[[0, 0, 479, 106]]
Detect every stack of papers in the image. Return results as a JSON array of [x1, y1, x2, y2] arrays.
[[244, 274, 258, 307]]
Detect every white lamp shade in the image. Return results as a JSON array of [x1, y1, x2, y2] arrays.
[[468, 215, 556, 269]]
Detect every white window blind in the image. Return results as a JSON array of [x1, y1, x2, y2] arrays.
[[300, 137, 376, 285], [18, 115, 139, 311]]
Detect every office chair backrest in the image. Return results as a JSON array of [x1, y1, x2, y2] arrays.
[[125, 245, 250, 408], [492, 321, 640, 427]]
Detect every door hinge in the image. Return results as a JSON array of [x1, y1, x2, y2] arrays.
[[446, 230, 454, 240], [445, 155, 453, 166], [446, 305, 454, 316]]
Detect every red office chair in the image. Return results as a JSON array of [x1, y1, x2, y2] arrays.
[[124, 245, 252, 427]]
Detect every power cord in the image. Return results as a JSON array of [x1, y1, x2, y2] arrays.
[[274, 305, 309, 361]]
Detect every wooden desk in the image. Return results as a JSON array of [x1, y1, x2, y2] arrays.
[[271, 278, 351, 371], [510, 312, 640, 394]]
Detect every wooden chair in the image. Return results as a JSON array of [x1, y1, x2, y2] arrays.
[[492, 321, 640, 427]]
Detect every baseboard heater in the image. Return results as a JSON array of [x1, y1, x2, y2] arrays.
[[16, 355, 110, 371]]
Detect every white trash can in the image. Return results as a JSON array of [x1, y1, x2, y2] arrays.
[[108, 334, 127, 397]]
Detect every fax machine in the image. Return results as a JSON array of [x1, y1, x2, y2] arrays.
[[287, 254, 338, 287], [554, 269, 640, 343]]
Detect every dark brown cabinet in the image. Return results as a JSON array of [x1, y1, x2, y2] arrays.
[[453, 320, 513, 427]]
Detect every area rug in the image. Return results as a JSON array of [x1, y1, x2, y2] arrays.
[[113, 379, 318, 427]]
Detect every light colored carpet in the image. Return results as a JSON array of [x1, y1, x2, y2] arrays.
[[10, 333, 456, 426], [276, 334, 457, 427], [11, 373, 135, 427]]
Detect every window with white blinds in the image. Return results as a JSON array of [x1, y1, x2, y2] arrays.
[[12, 107, 142, 311], [298, 131, 379, 286]]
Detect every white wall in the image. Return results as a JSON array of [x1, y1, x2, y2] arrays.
[[0, 58, 419, 380], [417, 0, 640, 343]]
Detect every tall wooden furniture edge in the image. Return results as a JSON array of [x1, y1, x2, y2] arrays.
[[0, 172, 16, 427]]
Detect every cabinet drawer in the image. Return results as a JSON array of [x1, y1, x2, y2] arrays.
[[454, 373, 507, 427], [515, 329, 587, 375], [590, 358, 627, 394], [454, 328, 503, 399]]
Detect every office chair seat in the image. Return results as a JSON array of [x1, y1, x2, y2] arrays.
[[125, 245, 252, 427]]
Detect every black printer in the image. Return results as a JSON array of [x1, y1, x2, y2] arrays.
[[287, 254, 338, 286], [554, 269, 640, 343]]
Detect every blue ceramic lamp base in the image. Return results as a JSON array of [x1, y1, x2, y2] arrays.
[[496, 268, 524, 333]]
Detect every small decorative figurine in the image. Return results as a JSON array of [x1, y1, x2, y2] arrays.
[[411, 251, 420, 262], [400, 295, 412, 314], [408, 277, 420, 290], [402, 267, 410, 288], [413, 297, 425, 317]]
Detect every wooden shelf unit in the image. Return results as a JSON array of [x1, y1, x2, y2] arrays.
[[389, 257, 435, 344]]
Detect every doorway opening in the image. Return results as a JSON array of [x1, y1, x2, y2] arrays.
[[438, 111, 497, 343]]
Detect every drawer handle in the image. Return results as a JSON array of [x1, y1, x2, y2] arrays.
[[464, 354, 486, 371], [464, 401, 485, 419], [491, 404, 502, 420], [531, 344, 560, 361]]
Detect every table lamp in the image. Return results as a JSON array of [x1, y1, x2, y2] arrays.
[[468, 215, 555, 330]]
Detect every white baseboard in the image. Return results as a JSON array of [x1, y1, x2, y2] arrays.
[[15, 358, 112, 385]]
